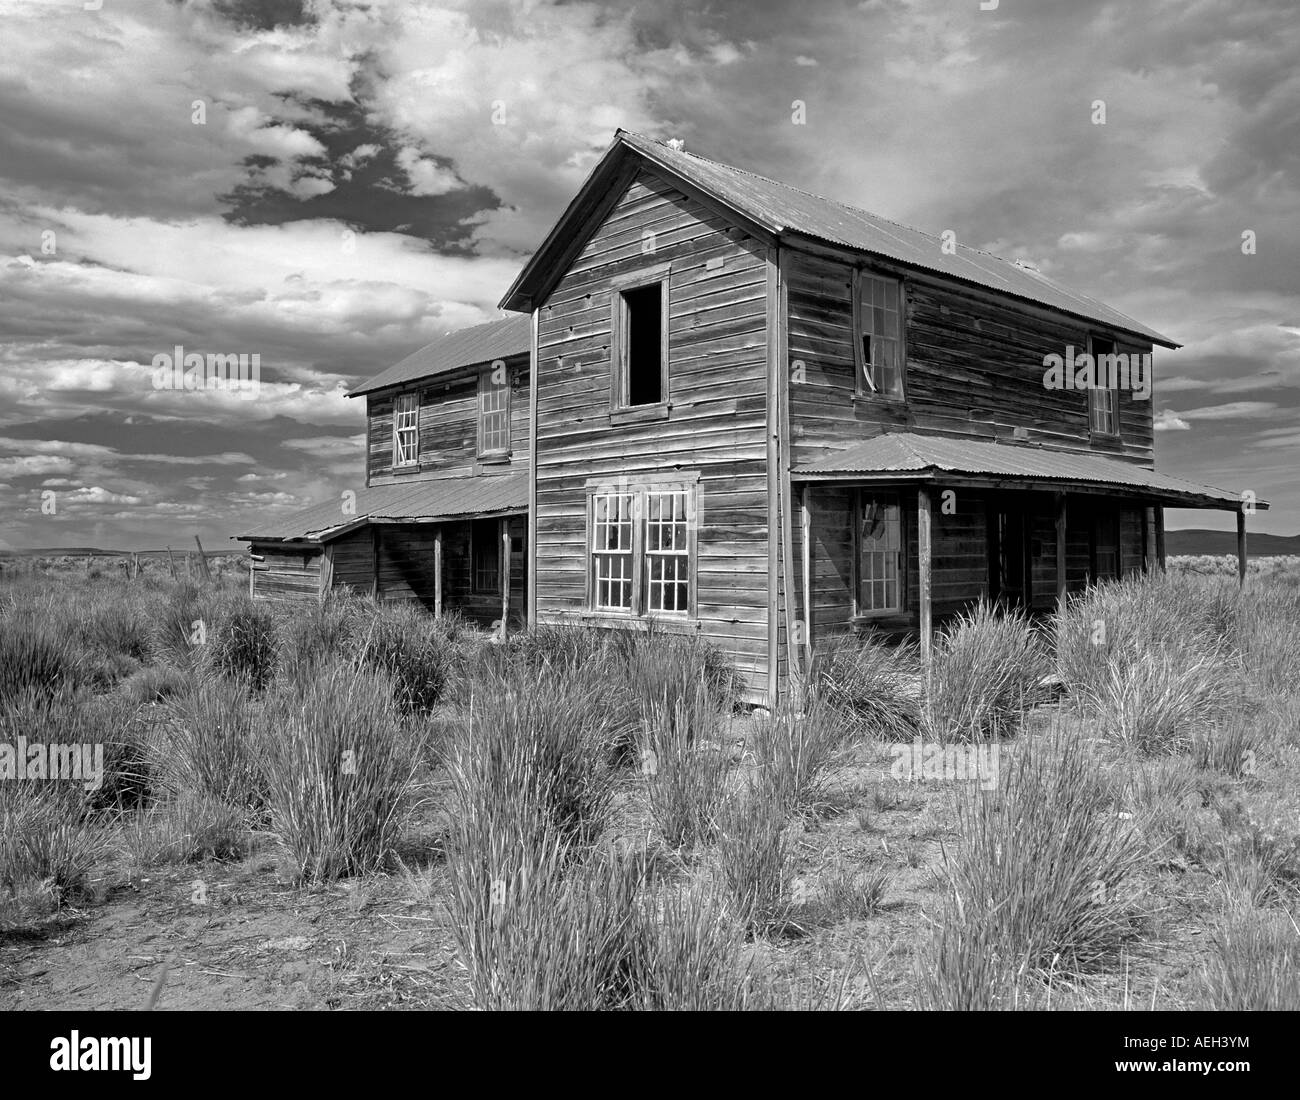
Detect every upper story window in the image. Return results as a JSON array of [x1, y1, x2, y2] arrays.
[[1088, 335, 1120, 436], [479, 364, 511, 458], [588, 477, 696, 616], [611, 263, 671, 411], [856, 493, 903, 614], [392, 392, 419, 467], [855, 271, 905, 399]]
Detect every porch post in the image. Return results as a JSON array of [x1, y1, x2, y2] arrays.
[[433, 525, 443, 620], [800, 485, 813, 681], [918, 487, 933, 675], [1054, 492, 1067, 620], [500, 518, 511, 637], [1144, 507, 1158, 573], [371, 526, 380, 599], [319, 542, 334, 603], [1155, 506, 1166, 571], [1237, 507, 1248, 591]]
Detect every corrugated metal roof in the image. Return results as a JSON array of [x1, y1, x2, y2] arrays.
[[501, 131, 1177, 348], [792, 433, 1260, 510], [236, 471, 529, 543], [348, 314, 530, 398]]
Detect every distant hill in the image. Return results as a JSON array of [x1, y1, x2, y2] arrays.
[[1166, 529, 1300, 557], [0, 547, 235, 558]]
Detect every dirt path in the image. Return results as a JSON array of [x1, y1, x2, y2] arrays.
[[1, 850, 466, 1011]]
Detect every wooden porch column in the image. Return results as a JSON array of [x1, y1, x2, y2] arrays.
[[433, 525, 443, 620], [1144, 507, 1158, 573], [1237, 508, 1248, 590], [1155, 506, 1166, 571], [918, 487, 933, 675], [500, 518, 511, 637], [319, 542, 334, 603], [800, 486, 813, 681], [1054, 492, 1067, 620]]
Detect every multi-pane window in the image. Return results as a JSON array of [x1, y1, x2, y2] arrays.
[[392, 392, 419, 467], [1088, 336, 1120, 436], [589, 481, 695, 616], [479, 368, 510, 456], [856, 272, 904, 398], [592, 492, 635, 610], [646, 490, 689, 613], [472, 518, 501, 593], [858, 495, 902, 614]]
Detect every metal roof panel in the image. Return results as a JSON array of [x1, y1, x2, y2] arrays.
[[792, 433, 1258, 509], [236, 471, 529, 542], [348, 314, 531, 398]]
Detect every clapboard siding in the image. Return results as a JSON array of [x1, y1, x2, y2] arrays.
[[250, 542, 321, 602], [330, 527, 373, 593], [533, 166, 772, 701], [784, 249, 1156, 469], [366, 355, 530, 486]]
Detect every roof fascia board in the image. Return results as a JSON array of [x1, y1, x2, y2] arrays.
[[789, 468, 1256, 509]]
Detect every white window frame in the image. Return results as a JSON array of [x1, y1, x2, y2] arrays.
[[591, 490, 636, 612], [587, 476, 698, 618], [853, 270, 906, 400], [392, 392, 420, 468], [854, 492, 904, 616], [1088, 334, 1121, 437], [478, 366, 511, 458]]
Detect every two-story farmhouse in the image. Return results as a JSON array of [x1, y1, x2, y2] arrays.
[[238, 129, 1265, 705]]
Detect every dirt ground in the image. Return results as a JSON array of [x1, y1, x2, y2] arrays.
[[1, 706, 1225, 1011]]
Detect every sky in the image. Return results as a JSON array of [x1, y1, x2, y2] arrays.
[[0, 0, 1296, 550]]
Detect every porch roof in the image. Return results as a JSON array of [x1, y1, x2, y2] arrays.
[[791, 433, 1264, 511], [235, 471, 529, 544]]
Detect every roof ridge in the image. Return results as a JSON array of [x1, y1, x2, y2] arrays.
[[621, 131, 1047, 274]]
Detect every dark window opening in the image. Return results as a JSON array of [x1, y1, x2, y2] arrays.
[[623, 283, 663, 406], [472, 519, 501, 593]]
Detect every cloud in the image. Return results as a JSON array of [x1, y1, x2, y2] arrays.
[[1153, 410, 1190, 431]]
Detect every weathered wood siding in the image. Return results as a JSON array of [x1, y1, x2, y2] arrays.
[[249, 542, 321, 602], [365, 355, 530, 487], [330, 527, 373, 593], [783, 249, 1156, 469], [532, 165, 772, 699], [799, 488, 1151, 643]]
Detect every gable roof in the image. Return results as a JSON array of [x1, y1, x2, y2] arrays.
[[792, 432, 1260, 511], [235, 471, 529, 543], [499, 130, 1177, 349], [348, 313, 531, 398]]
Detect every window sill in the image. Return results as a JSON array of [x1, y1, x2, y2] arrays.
[[477, 452, 512, 465], [851, 392, 907, 405], [1089, 432, 1123, 447], [572, 609, 701, 631], [389, 463, 423, 475], [610, 404, 670, 425]]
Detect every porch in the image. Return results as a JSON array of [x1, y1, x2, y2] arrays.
[[237, 472, 528, 630], [788, 433, 1268, 677]]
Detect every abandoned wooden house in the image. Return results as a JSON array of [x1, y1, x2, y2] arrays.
[[238, 313, 531, 625], [237, 128, 1266, 704]]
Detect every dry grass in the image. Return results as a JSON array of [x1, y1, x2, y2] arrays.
[[5, 562, 1300, 1012]]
